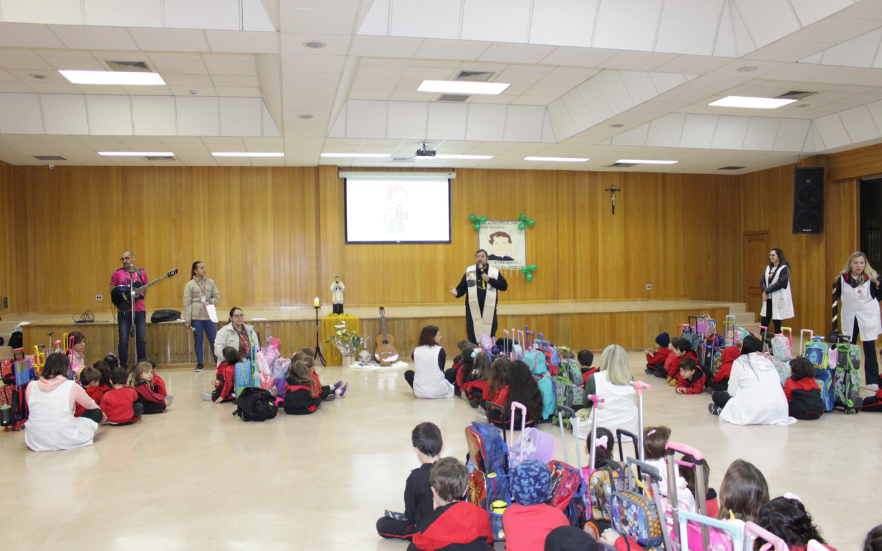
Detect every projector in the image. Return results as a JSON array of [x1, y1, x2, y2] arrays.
[[416, 143, 436, 157]]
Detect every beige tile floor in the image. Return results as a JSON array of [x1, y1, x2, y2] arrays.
[[2, 352, 879, 551]]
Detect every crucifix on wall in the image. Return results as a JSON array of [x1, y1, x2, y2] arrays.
[[605, 185, 621, 214]]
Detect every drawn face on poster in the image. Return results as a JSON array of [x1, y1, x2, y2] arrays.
[[478, 221, 526, 269]]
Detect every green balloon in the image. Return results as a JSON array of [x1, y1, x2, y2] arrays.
[[525, 273, 534, 282], [469, 214, 477, 222], [521, 267, 528, 274], [529, 264, 537, 271], [519, 213, 527, 221], [526, 219, 535, 226], [479, 216, 487, 224], [474, 222, 481, 230], [518, 222, 526, 230]]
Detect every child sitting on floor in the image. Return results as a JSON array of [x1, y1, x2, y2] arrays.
[[578, 349, 597, 384], [661, 337, 698, 386], [283, 360, 324, 415], [377, 422, 443, 541], [758, 496, 836, 551], [484, 356, 510, 409], [644, 332, 671, 375], [502, 459, 569, 551], [204, 346, 238, 403], [679, 453, 718, 517], [456, 346, 477, 398], [407, 457, 493, 551], [463, 350, 491, 408], [131, 361, 170, 414], [93, 361, 113, 393], [74, 366, 104, 418], [101, 367, 143, 426], [675, 357, 706, 394], [300, 354, 347, 400], [707, 345, 740, 392], [67, 331, 86, 378], [784, 356, 826, 420], [643, 426, 696, 512], [444, 340, 472, 394], [145, 359, 167, 397]]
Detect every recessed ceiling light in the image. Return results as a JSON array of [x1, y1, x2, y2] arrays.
[[609, 124, 625, 128], [31, 74, 48, 80], [60, 70, 165, 85], [298, 114, 314, 119], [418, 80, 510, 95], [212, 152, 284, 157], [189, 90, 197, 94], [737, 66, 758, 72], [417, 154, 493, 160], [524, 157, 588, 162], [616, 159, 678, 165], [303, 41, 326, 49], [709, 96, 796, 109], [99, 151, 174, 156], [320, 153, 391, 158]]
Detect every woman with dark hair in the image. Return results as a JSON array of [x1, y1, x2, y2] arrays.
[[213, 307, 259, 367], [24, 353, 105, 452], [405, 325, 453, 399], [183, 261, 220, 372], [757, 496, 835, 551], [487, 359, 543, 428], [760, 248, 794, 338], [708, 335, 792, 425]]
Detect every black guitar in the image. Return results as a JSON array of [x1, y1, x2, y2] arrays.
[[111, 269, 178, 311]]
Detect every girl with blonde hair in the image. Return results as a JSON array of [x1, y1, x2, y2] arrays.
[[574, 344, 637, 441], [833, 251, 882, 390]]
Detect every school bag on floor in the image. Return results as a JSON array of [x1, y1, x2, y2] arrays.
[[767, 328, 793, 384], [610, 458, 667, 550], [231, 387, 278, 422], [465, 421, 510, 542], [524, 348, 556, 419], [554, 356, 585, 412], [234, 358, 254, 397], [833, 341, 862, 413], [508, 403, 556, 469], [814, 368, 835, 412], [548, 407, 589, 528]]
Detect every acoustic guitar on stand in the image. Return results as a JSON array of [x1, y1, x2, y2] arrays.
[[375, 307, 399, 364]]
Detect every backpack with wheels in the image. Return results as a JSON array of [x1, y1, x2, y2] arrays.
[[833, 342, 862, 413], [231, 387, 278, 422], [464, 421, 510, 542], [610, 458, 667, 550], [555, 356, 585, 412]]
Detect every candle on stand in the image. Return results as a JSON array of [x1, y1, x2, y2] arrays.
[[313, 297, 320, 308]]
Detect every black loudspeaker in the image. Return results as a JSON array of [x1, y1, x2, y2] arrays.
[[792, 167, 824, 234]]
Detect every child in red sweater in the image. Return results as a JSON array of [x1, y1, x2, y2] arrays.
[[131, 361, 170, 414], [663, 337, 698, 385], [484, 356, 510, 408], [863, 387, 882, 412], [675, 357, 706, 394], [407, 457, 493, 551], [707, 345, 740, 392], [784, 357, 825, 420], [296, 353, 347, 400], [578, 350, 597, 384], [205, 347, 238, 403], [145, 359, 167, 397], [101, 367, 143, 425], [502, 459, 568, 551], [75, 366, 105, 418], [644, 332, 671, 375], [443, 339, 471, 395], [283, 360, 324, 415], [463, 350, 490, 407]]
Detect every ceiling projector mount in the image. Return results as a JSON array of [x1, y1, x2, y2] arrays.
[[416, 143, 436, 157]]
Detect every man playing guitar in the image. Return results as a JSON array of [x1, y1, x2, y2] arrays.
[[110, 250, 148, 369]]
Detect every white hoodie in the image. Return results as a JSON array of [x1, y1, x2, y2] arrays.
[[719, 353, 795, 425]]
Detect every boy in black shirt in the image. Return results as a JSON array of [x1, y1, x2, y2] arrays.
[[377, 422, 443, 540]]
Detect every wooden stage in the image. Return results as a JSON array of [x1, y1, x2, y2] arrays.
[[7, 300, 750, 367]]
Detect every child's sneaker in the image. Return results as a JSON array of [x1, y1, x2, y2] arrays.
[[323, 394, 336, 402], [332, 380, 343, 390], [337, 382, 348, 398], [708, 403, 721, 416], [667, 377, 677, 387], [201, 393, 212, 401], [384, 510, 407, 521]]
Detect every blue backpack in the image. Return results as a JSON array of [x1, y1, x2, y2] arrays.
[[234, 359, 254, 397], [814, 368, 834, 412], [524, 349, 556, 419], [804, 337, 828, 368], [465, 422, 510, 541]]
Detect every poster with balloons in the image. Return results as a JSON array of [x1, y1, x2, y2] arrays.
[[478, 221, 527, 272]]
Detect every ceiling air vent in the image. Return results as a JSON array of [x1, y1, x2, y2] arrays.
[[718, 166, 746, 171], [105, 60, 152, 72], [145, 156, 176, 161], [454, 71, 494, 82], [34, 155, 66, 161], [437, 94, 470, 102], [775, 90, 817, 100], [606, 162, 635, 168]]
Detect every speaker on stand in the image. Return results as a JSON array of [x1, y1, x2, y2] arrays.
[[793, 166, 824, 234]]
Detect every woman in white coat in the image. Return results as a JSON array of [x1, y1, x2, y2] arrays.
[[213, 307, 260, 367], [759, 248, 794, 339], [833, 252, 882, 391], [24, 353, 105, 452], [708, 335, 792, 425], [405, 325, 453, 399], [574, 344, 637, 442]]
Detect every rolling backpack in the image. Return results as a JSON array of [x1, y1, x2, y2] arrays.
[[234, 358, 254, 397], [465, 422, 510, 541], [588, 459, 629, 522], [768, 328, 793, 384], [231, 387, 278, 421], [610, 459, 666, 550], [555, 358, 585, 411], [548, 407, 589, 528], [814, 368, 835, 412], [833, 342, 862, 413]]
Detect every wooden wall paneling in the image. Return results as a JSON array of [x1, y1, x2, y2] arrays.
[[0, 161, 18, 312], [824, 177, 860, 336], [319, 165, 343, 305], [826, 142, 882, 181]]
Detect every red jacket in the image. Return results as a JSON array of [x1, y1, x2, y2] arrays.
[[134, 381, 166, 403], [646, 347, 671, 366], [75, 385, 104, 417], [715, 346, 741, 382], [784, 377, 819, 401], [283, 382, 321, 415], [502, 503, 568, 551], [667, 350, 698, 377], [98, 383, 112, 394], [216, 362, 236, 401], [614, 535, 641, 551], [676, 369, 706, 394], [464, 379, 488, 402], [581, 368, 598, 384], [411, 501, 493, 551], [486, 385, 509, 407], [101, 387, 139, 424], [153, 374, 167, 397]]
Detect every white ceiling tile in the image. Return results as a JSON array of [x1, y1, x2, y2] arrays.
[[163, 74, 215, 87], [654, 55, 732, 74], [168, 85, 217, 96], [744, 39, 832, 63], [495, 71, 546, 86], [594, 71, 635, 114], [741, 117, 780, 150], [813, 113, 851, 148], [818, 29, 882, 67], [152, 58, 208, 75], [346, 99, 388, 139], [413, 39, 490, 61], [462, 0, 532, 42], [242, 0, 276, 32], [465, 104, 506, 141], [655, 0, 725, 56], [283, 8, 357, 35], [205, 31, 279, 54], [49, 25, 139, 50], [357, 0, 389, 36], [220, 97, 262, 136], [0, 23, 66, 48], [131, 96, 176, 135], [0, 82, 35, 93], [390, 0, 462, 40], [610, 124, 649, 146], [82, 0, 163, 27], [536, 71, 595, 88], [537, 47, 617, 68], [790, 0, 853, 26], [389, 90, 428, 101], [280, 33, 351, 55], [176, 96, 220, 136], [0, 93, 44, 133], [594, 0, 663, 51], [29, 81, 82, 94], [772, 118, 811, 151], [350, 35, 423, 58], [282, 54, 346, 73], [204, 59, 257, 76], [478, 43, 557, 64], [546, 99, 580, 138], [385, 101, 428, 139], [348, 89, 394, 100], [760, 63, 839, 81], [710, 115, 749, 149], [529, 0, 596, 47], [427, 102, 467, 140], [0, 54, 53, 71], [576, 78, 614, 122], [619, 71, 658, 105], [732, 0, 801, 48], [40, 56, 106, 71], [560, 89, 593, 130], [41, 94, 89, 134], [599, 51, 680, 72], [0, 0, 83, 25], [645, 113, 686, 146], [838, 105, 880, 144], [469, 94, 514, 104], [129, 28, 210, 52], [679, 113, 717, 148], [166, 0, 240, 31], [216, 87, 260, 97], [86, 95, 133, 135]]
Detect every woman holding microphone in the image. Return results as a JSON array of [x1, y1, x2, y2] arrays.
[[759, 248, 794, 339], [183, 261, 220, 372]]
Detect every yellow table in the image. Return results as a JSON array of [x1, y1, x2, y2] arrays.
[[321, 313, 360, 366]]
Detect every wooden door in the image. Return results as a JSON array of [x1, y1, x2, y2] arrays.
[[744, 231, 770, 318]]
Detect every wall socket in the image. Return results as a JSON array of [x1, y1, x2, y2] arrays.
[[2, 297, 6, 309], [95, 294, 103, 301], [645, 284, 652, 290]]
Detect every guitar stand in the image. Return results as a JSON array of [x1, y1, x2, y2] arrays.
[[313, 306, 326, 367]]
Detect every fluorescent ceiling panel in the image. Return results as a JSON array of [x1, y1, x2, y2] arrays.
[[99, 151, 174, 156], [417, 80, 510, 95], [524, 157, 588, 162], [708, 96, 796, 109], [60, 70, 166, 85], [617, 159, 678, 165]]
